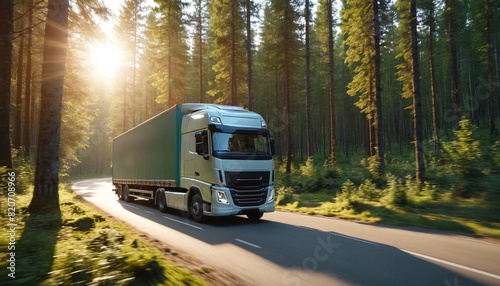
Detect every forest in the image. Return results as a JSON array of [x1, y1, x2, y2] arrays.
[[1, 0, 500, 221]]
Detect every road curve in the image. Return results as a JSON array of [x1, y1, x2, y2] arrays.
[[72, 178, 500, 286]]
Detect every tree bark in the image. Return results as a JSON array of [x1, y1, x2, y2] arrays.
[[29, 0, 70, 214], [14, 23, 24, 149], [411, 0, 425, 181], [373, 0, 384, 169], [0, 0, 14, 169], [305, 0, 312, 158], [446, 0, 461, 130], [328, 0, 336, 165], [246, 0, 253, 110], [428, 3, 439, 150], [23, 0, 34, 157]]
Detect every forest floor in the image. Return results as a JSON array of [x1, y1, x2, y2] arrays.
[[0, 183, 211, 285]]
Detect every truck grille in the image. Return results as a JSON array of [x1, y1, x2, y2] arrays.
[[225, 171, 270, 206]]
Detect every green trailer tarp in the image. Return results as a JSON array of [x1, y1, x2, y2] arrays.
[[112, 105, 182, 186]]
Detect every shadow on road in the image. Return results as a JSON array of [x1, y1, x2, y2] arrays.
[[119, 198, 491, 286]]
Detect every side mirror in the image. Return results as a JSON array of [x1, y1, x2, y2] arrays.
[[195, 131, 209, 160], [270, 135, 276, 156]]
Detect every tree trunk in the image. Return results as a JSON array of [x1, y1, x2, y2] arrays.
[[284, 0, 293, 173], [411, 0, 425, 181], [447, 0, 461, 130], [23, 0, 34, 157], [485, 0, 495, 135], [305, 0, 312, 158], [15, 23, 24, 149], [328, 0, 336, 165], [246, 0, 253, 110], [373, 0, 384, 169], [231, 0, 237, 106], [198, 2, 203, 103], [28, 0, 70, 214], [0, 0, 14, 169], [428, 3, 439, 150]]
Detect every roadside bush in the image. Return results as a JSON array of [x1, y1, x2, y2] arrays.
[[385, 174, 407, 207], [441, 119, 485, 197], [336, 180, 356, 207]]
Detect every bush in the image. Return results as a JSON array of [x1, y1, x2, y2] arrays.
[[385, 174, 407, 207]]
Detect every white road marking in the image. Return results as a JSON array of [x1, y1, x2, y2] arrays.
[[163, 216, 204, 230], [145, 210, 155, 214], [329, 232, 378, 246], [122, 203, 139, 209], [401, 249, 500, 280], [236, 239, 262, 249]]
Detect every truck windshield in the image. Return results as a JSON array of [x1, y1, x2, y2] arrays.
[[212, 132, 271, 159]]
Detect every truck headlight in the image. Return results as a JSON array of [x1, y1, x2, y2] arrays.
[[216, 190, 229, 205], [268, 188, 275, 203]]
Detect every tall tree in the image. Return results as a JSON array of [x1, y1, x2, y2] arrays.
[[28, 0, 70, 213], [14, 20, 24, 149], [422, 0, 439, 150], [327, 0, 336, 165], [209, 0, 247, 105], [246, 0, 255, 110], [305, 0, 313, 158], [396, 0, 425, 180], [446, 0, 461, 130], [116, 0, 145, 130], [341, 0, 384, 170], [191, 0, 207, 103], [0, 0, 14, 169], [23, 0, 34, 157], [152, 0, 189, 107]]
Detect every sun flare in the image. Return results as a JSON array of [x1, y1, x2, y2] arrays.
[[88, 43, 123, 78]]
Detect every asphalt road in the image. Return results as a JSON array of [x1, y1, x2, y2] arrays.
[[72, 178, 500, 286]]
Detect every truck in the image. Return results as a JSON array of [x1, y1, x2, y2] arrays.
[[112, 103, 276, 222]]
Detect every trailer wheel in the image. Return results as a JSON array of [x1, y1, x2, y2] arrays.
[[157, 191, 168, 213], [123, 185, 134, 202], [118, 185, 124, 201], [190, 193, 207, 223], [247, 212, 263, 220]]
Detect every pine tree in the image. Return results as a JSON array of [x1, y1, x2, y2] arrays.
[[0, 0, 14, 169], [29, 0, 70, 214], [341, 0, 384, 169], [153, 0, 189, 108], [209, 0, 247, 105], [396, 0, 425, 180]]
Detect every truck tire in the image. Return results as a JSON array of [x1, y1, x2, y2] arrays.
[[118, 185, 124, 201], [157, 191, 168, 213], [247, 212, 263, 220], [190, 193, 207, 223], [123, 185, 134, 202]]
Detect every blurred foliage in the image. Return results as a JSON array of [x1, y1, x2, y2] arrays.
[[274, 120, 500, 239]]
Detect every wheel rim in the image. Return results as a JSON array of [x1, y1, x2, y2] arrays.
[[193, 201, 200, 216]]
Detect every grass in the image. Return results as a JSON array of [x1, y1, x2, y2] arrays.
[[0, 181, 208, 285], [275, 190, 500, 240]]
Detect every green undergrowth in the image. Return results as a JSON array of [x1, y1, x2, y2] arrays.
[[275, 120, 500, 240], [0, 179, 207, 285]]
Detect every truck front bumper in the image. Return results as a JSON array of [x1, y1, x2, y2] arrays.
[[206, 185, 275, 217]]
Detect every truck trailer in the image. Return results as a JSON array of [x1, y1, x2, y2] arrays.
[[112, 104, 275, 222]]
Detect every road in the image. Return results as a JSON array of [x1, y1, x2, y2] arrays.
[[72, 178, 500, 286]]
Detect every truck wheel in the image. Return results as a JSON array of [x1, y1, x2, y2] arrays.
[[117, 185, 124, 201], [247, 212, 263, 220], [157, 191, 168, 213], [123, 185, 134, 202], [190, 193, 207, 223]]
